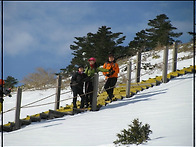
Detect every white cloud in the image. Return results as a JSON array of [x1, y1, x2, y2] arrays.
[[4, 1, 193, 57], [5, 30, 35, 56], [4, 2, 96, 56]]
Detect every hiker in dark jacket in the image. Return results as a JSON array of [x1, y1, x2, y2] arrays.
[[70, 65, 87, 109], [0, 79, 12, 112], [0, 79, 11, 97]]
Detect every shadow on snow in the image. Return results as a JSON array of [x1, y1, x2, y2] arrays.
[[101, 89, 167, 110]]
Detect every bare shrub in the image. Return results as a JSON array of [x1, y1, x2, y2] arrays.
[[21, 67, 56, 90]]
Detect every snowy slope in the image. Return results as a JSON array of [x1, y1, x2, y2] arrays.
[[1, 44, 194, 146], [3, 47, 193, 124], [3, 73, 193, 146]]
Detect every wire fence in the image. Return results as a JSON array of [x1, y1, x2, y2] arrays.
[[2, 50, 194, 114]]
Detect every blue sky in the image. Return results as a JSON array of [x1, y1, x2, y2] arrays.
[[2, 1, 193, 85]]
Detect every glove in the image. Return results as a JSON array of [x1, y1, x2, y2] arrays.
[[106, 74, 110, 77], [70, 81, 78, 87], [109, 68, 113, 72], [84, 76, 91, 82], [4, 88, 12, 97], [109, 68, 115, 76]]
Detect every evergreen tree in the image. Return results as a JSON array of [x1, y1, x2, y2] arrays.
[[146, 14, 183, 48], [4, 76, 18, 88], [129, 29, 150, 54], [188, 31, 196, 42], [68, 26, 126, 71], [113, 118, 152, 145]]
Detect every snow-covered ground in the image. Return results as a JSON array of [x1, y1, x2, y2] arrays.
[[3, 72, 194, 146], [1, 46, 195, 146], [2, 47, 193, 124]]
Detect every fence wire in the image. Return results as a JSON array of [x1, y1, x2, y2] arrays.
[[2, 52, 193, 114]]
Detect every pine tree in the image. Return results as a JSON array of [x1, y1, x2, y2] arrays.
[[4, 76, 18, 88], [68, 26, 126, 71], [113, 118, 152, 145], [146, 14, 183, 48], [129, 29, 150, 53], [188, 31, 196, 42]]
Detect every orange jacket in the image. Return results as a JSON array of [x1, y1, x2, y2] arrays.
[[103, 61, 119, 79]]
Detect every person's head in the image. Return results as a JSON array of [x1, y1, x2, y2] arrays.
[[88, 57, 96, 65], [108, 54, 114, 62], [78, 65, 84, 72]]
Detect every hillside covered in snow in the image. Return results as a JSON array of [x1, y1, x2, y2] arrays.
[[1, 42, 195, 146]]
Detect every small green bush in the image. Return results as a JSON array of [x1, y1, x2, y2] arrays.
[[113, 118, 152, 145]]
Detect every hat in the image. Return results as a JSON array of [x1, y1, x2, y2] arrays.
[[88, 57, 96, 62], [108, 54, 114, 57], [78, 65, 84, 69]]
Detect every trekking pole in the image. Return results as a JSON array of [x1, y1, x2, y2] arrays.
[[98, 79, 106, 95]]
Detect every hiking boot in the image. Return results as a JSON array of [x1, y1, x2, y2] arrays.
[[84, 104, 89, 108], [105, 96, 112, 101], [110, 94, 114, 99]]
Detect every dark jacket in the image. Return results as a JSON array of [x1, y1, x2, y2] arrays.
[[70, 71, 88, 90], [0, 86, 11, 97]]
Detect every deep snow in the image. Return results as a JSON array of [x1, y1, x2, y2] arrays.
[[0, 46, 195, 146]]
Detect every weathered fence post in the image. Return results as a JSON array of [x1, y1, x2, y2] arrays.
[[172, 41, 178, 72], [162, 45, 169, 83], [126, 61, 132, 98], [135, 51, 141, 83], [54, 75, 62, 110], [92, 73, 99, 111], [14, 87, 22, 130]]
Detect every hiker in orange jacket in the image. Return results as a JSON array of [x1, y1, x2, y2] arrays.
[[103, 54, 119, 101]]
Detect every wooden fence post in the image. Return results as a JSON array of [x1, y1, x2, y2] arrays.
[[54, 75, 62, 110], [14, 87, 22, 130], [126, 61, 132, 98], [92, 73, 99, 111], [135, 51, 141, 83], [162, 45, 169, 83], [172, 42, 178, 72]]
